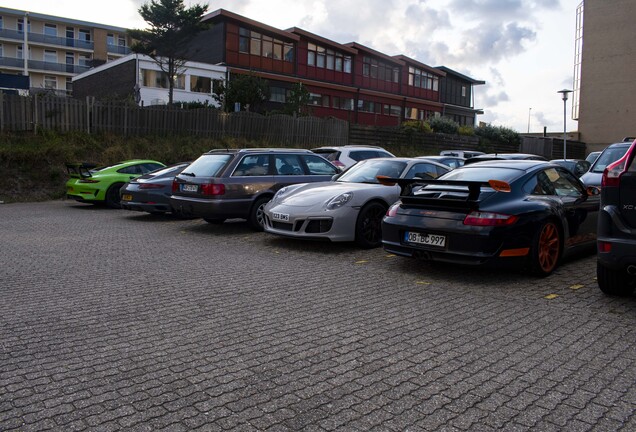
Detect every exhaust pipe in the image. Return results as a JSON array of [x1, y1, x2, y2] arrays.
[[627, 265, 636, 276]]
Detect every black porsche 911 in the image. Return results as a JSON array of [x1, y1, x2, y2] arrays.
[[379, 160, 600, 276]]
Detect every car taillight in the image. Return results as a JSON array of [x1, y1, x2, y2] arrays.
[[602, 142, 636, 187], [464, 211, 518, 226], [598, 240, 612, 253], [172, 180, 179, 193], [139, 184, 164, 190], [387, 202, 400, 217], [201, 183, 225, 195], [333, 160, 346, 168]]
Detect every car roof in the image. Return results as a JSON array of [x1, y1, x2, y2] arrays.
[[311, 145, 389, 151], [204, 148, 314, 155], [461, 159, 553, 170]]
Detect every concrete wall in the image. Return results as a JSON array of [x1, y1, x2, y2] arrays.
[[578, 0, 636, 150]]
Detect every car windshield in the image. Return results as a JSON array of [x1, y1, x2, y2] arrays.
[[337, 160, 407, 184], [438, 166, 525, 183], [182, 154, 232, 177], [590, 145, 630, 173]]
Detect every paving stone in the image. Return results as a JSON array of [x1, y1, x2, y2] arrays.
[[1, 201, 635, 431]]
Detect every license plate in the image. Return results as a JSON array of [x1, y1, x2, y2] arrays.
[[272, 212, 290, 222], [122, 194, 133, 201], [181, 184, 198, 192], [404, 231, 446, 247]]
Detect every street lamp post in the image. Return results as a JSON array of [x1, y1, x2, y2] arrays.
[[527, 107, 532, 133], [557, 89, 572, 160]]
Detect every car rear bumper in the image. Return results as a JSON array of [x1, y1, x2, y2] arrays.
[[170, 195, 251, 219], [120, 201, 172, 213]]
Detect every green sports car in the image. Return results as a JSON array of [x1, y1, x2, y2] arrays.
[[66, 159, 165, 208]]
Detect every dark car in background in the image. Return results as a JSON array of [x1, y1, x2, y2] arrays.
[[596, 140, 636, 296], [550, 159, 591, 178], [170, 149, 339, 230], [381, 160, 599, 276], [120, 162, 191, 215], [464, 153, 547, 165], [581, 140, 634, 187]]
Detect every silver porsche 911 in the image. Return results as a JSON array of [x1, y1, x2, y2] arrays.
[[262, 157, 451, 248]]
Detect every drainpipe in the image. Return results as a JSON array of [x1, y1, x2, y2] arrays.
[[23, 11, 29, 76]]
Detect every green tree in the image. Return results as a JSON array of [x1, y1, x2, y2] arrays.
[[128, 0, 209, 105], [223, 74, 270, 113], [283, 83, 311, 116]]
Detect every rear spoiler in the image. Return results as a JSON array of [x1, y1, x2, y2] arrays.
[[66, 162, 97, 179], [376, 176, 511, 209]]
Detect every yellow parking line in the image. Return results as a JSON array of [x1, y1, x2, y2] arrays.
[[570, 284, 584, 290], [416, 281, 431, 285], [545, 294, 559, 300], [355, 260, 368, 264]]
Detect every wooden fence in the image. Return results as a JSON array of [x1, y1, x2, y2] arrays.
[[0, 94, 349, 147], [0, 93, 588, 158]]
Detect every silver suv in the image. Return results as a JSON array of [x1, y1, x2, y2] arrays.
[[596, 140, 636, 295], [170, 149, 339, 230]]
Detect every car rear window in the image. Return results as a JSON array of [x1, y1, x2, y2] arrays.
[[183, 154, 232, 177], [439, 166, 524, 183], [312, 149, 340, 162], [590, 145, 630, 173]]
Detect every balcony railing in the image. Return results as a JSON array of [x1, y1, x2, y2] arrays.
[[0, 56, 90, 74], [107, 44, 131, 55], [0, 28, 94, 50]]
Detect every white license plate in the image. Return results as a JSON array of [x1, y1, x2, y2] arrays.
[[272, 212, 290, 222], [181, 184, 198, 192], [404, 231, 446, 247]]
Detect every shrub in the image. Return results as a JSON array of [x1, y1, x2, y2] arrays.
[[428, 116, 459, 135]]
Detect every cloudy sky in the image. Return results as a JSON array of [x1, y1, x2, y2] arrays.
[[4, 0, 580, 133]]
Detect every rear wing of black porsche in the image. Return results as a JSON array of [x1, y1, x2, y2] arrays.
[[66, 162, 97, 179], [376, 176, 510, 210]]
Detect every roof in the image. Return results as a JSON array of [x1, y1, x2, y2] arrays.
[[287, 28, 358, 55], [435, 66, 485, 85], [344, 42, 405, 66], [393, 55, 445, 77], [0, 6, 129, 32], [201, 9, 300, 41]]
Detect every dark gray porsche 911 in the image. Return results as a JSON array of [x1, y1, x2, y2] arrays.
[[380, 159, 600, 276]]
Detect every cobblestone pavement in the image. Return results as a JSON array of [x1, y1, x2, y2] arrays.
[[1, 200, 636, 432]]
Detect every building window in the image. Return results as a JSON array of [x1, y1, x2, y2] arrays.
[[408, 66, 439, 91], [16, 46, 22, 59], [44, 76, 57, 89], [66, 27, 74, 39], [44, 50, 57, 63], [363, 56, 398, 83], [405, 107, 418, 119], [66, 77, 72, 95], [78, 29, 91, 41], [0, 16, 3, 30], [238, 27, 292, 62], [190, 75, 212, 93], [0, 44, 3, 57], [359, 100, 381, 113], [118, 35, 126, 47], [78, 54, 91, 66], [308, 93, 322, 106], [307, 43, 351, 73], [270, 87, 286, 103], [332, 97, 353, 111], [44, 23, 57, 36], [383, 104, 401, 116], [107, 33, 115, 45], [461, 86, 467, 97]]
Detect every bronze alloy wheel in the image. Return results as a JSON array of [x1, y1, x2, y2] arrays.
[[535, 221, 561, 275]]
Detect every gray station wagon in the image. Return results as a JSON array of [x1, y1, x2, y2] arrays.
[[170, 148, 339, 230]]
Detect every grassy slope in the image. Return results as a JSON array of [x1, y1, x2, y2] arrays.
[[0, 131, 433, 203]]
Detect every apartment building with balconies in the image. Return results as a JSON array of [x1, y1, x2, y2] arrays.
[[0, 6, 131, 96]]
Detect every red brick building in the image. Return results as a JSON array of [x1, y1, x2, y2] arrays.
[[186, 9, 484, 126]]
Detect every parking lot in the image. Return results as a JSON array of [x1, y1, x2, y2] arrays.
[[1, 200, 636, 431]]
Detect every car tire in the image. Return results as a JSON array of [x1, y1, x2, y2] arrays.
[[597, 262, 636, 296], [105, 183, 124, 209], [204, 218, 226, 224], [355, 202, 387, 249], [248, 197, 270, 231], [529, 220, 561, 276]]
